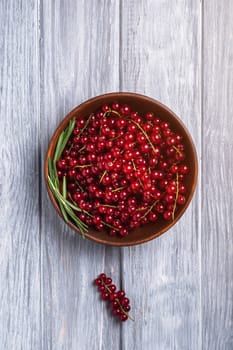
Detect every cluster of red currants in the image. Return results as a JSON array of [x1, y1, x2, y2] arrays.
[[56, 101, 188, 237], [94, 273, 131, 322]]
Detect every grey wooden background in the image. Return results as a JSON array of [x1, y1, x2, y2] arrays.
[[0, 0, 233, 349]]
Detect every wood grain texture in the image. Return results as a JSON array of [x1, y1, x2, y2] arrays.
[[40, 1, 121, 349], [1, 0, 233, 349], [202, 1, 233, 349], [0, 1, 41, 349], [120, 1, 201, 349]]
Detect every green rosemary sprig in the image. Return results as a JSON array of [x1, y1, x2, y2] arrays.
[[57, 176, 68, 223], [53, 118, 76, 164], [47, 118, 88, 237], [47, 176, 88, 236]]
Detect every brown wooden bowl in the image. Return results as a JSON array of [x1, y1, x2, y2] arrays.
[[45, 92, 198, 246]]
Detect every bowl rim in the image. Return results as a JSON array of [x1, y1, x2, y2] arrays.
[[45, 92, 198, 246]]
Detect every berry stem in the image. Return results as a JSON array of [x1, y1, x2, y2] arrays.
[[74, 164, 92, 168], [100, 204, 118, 208], [99, 170, 107, 183], [101, 279, 134, 321], [136, 206, 148, 212], [75, 180, 84, 192], [173, 145, 182, 155], [131, 158, 137, 171], [111, 134, 122, 141], [172, 172, 179, 221], [67, 143, 74, 154], [128, 118, 158, 156], [103, 108, 121, 118], [78, 114, 92, 137], [83, 209, 119, 231], [101, 221, 120, 231], [132, 159, 144, 188], [141, 200, 158, 219], [78, 145, 86, 153], [112, 186, 126, 192]]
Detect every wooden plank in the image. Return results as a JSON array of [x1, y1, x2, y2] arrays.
[[0, 1, 41, 349], [202, 1, 233, 349], [40, 1, 121, 349], [120, 1, 201, 349]]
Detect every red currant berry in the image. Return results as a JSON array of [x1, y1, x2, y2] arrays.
[[112, 101, 120, 110], [179, 164, 189, 174], [145, 112, 154, 120], [120, 314, 128, 322], [105, 277, 112, 285], [94, 278, 102, 286], [170, 164, 179, 174], [154, 203, 163, 213], [121, 297, 130, 307], [117, 290, 125, 299], [109, 292, 118, 301], [101, 292, 110, 300], [101, 104, 110, 113], [165, 194, 175, 203], [57, 159, 67, 169], [99, 273, 106, 280], [108, 284, 116, 292], [120, 104, 131, 116], [98, 285, 105, 292], [166, 184, 177, 194], [178, 183, 187, 194], [119, 228, 128, 237], [112, 308, 121, 316], [163, 210, 172, 220], [123, 305, 131, 312], [177, 194, 186, 205], [111, 300, 119, 309]]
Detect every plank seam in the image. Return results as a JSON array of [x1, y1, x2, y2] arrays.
[[200, 0, 204, 349], [119, 1, 124, 348], [38, 0, 43, 348], [119, 0, 123, 92]]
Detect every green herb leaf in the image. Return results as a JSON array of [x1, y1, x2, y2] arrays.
[[47, 176, 88, 236], [59, 202, 69, 223], [48, 157, 55, 181], [47, 118, 89, 237], [48, 176, 82, 212], [54, 119, 76, 163], [62, 176, 67, 199]]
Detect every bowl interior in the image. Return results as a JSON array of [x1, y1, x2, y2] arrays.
[[45, 93, 198, 246]]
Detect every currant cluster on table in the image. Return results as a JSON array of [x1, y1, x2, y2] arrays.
[[56, 101, 189, 237], [94, 273, 131, 322]]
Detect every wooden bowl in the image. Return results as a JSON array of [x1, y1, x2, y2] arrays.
[[45, 92, 198, 246]]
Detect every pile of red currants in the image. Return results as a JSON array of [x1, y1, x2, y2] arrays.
[[56, 102, 188, 237], [94, 273, 132, 322]]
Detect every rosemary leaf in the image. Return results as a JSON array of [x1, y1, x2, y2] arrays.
[[47, 176, 87, 235], [53, 130, 65, 163], [54, 118, 76, 163], [48, 176, 82, 212], [59, 176, 68, 222], [48, 157, 55, 182], [62, 176, 67, 199], [59, 202, 69, 223], [47, 118, 89, 237], [64, 206, 87, 237]]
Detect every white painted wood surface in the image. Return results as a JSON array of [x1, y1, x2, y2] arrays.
[[0, 1, 232, 349]]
